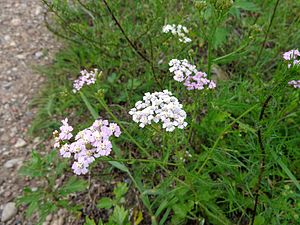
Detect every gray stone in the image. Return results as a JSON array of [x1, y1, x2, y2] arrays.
[[11, 18, 21, 26], [14, 138, 26, 148], [1, 202, 17, 222], [3, 157, 24, 168], [34, 51, 43, 59], [46, 214, 53, 222], [33, 137, 41, 143], [51, 217, 64, 225], [35, 6, 43, 16], [16, 54, 26, 60]]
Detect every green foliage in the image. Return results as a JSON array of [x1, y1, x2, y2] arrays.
[[23, 0, 300, 224], [18, 150, 87, 224], [95, 183, 131, 225]]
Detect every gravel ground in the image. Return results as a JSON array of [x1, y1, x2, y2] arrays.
[[0, 0, 63, 224]]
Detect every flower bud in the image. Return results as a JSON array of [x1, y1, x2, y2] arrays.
[[53, 130, 59, 138], [211, 0, 233, 11], [97, 89, 105, 98], [194, 0, 207, 11]]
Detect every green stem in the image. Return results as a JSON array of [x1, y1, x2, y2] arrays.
[[207, 37, 213, 77], [98, 98, 151, 158], [255, 0, 280, 65], [79, 92, 98, 119], [212, 42, 249, 63], [187, 92, 200, 143], [99, 156, 178, 166]]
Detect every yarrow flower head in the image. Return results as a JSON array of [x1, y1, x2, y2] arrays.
[[283, 49, 300, 68], [73, 69, 101, 93], [53, 118, 121, 175], [169, 59, 216, 90], [162, 24, 192, 43], [129, 90, 187, 132], [169, 59, 197, 82], [184, 71, 216, 90], [288, 80, 300, 89]]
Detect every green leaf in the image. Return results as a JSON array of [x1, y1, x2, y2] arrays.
[[45, 150, 58, 164], [107, 73, 118, 83], [213, 27, 228, 49], [172, 204, 188, 219], [110, 205, 129, 225], [97, 197, 113, 209], [26, 201, 39, 217], [254, 215, 265, 225], [17, 188, 43, 205], [84, 216, 97, 225], [19, 151, 46, 177], [55, 160, 68, 175], [38, 202, 58, 224], [126, 78, 142, 89], [59, 177, 88, 196], [234, 0, 259, 12], [109, 161, 129, 173], [270, 150, 300, 192], [114, 183, 129, 200], [112, 142, 122, 158]]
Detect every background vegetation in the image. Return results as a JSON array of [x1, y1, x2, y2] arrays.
[[19, 0, 300, 224]]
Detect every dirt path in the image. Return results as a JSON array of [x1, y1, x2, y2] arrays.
[[0, 0, 60, 224]]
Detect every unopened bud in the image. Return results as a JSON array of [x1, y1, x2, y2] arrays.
[[211, 0, 233, 11], [97, 89, 105, 98], [194, 0, 207, 10]]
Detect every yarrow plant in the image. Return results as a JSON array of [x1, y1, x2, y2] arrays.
[[129, 90, 187, 132], [53, 118, 121, 175], [72, 69, 100, 93], [169, 59, 216, 90], [162, 24, 192, 43], [283, 49, 300, 68]]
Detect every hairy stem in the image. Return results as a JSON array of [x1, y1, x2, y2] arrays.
[[255, 0, 280, 65], [251, 95, 272, 225], [102, 0, 150, 63]]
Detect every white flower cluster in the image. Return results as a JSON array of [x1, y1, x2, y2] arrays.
[[129, 90, 188, 132], [162, 24, 192, 43], [169, 59, 197, 82]]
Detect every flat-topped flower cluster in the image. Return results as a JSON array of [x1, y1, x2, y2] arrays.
[[54, 118, 121, 175], [73, 69, 100, 93], [288, 80, 300, 89], [169, 59, 197, 82], [283, 49, 300, 89], [169, 59, 216, 90], [129, 90, 187, 132], [283, 49, 300, 68], [162, 24, 191, 43], [184, 71, 217, 90]]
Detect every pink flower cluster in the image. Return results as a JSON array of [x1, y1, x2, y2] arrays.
[[283, 49, 300, 67], [53, 118, 73, 148], [169, 59, 216, 90], [184, 71, 216, 90], [73, 69, 99, 93], [288, 80, 300, 89], [53, 118, 121, 175]]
